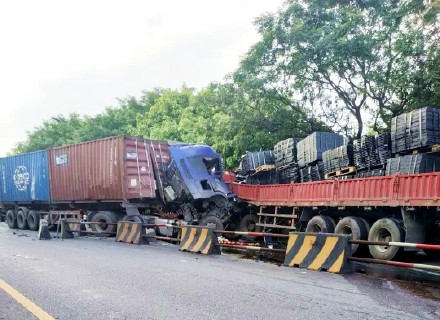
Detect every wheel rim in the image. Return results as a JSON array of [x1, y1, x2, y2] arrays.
[[204, 221, 217, 229], [246, 220, 257, 232], [373, 227, 392, 253], [311, 224, 322, 233], [96, 219, 108, 232], [339, 225, 352, 235], [28, 215, 35, 226]]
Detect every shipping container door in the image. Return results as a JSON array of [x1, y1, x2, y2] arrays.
[[148, 140, 172, 200], [123, 137, 156, 199], [0, 150, 50, 202]]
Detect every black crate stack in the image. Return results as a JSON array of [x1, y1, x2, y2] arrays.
[[246, 169, 279, 185], [391, 107, 440, 154], [386, 154, 440, 175], [353, 135, 381, 171], [240, 151, 274, 175], [297, 132, 343, 182], [376, 132, 391, 165], [297, 132, 344, 168], [322, 144, 354, 174], [274, 138, 301, 166], [299, 162, 324, 182], [278, 165, 300, 184]]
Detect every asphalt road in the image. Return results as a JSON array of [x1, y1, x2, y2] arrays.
[[1, 222, 440, 320]]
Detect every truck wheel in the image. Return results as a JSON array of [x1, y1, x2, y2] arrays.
[[27, 211, 40, 231], [16, 209, 29, 230], [305, 216, 335, 233], [368, 218, 403, 261], [335, 216, 368, 254], [239, 214, 261, 240], [6, 210, 17, 229], [198, 215, 223, 231], [90, 211, 118, 234]]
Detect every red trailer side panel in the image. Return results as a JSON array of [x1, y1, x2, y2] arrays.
[[49, 136, 157, 202], [232, 172, 440, 207]]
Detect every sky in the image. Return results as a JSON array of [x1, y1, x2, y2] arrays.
[[0, 0, 284, 156]]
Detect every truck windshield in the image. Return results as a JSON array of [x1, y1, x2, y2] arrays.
[[187, 156, 221, 175]]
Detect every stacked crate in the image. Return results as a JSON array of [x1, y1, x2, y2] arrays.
[[297, 132, 345, 168], [274, 138, 300, 184], [274, 138, 301, 166], [386, 154, 440, 175], [299, 162, 325, 182], [240, 151, 274, 175], [246, 169, 279, 185], [376, 132, 391, 165], [297, 132, 344, 182], [353, 135, 383, 171], [322, 144, 354, 174], [391, 107, 440, 154]]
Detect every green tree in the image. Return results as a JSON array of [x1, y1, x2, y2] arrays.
[[235, 0, 440, 137]]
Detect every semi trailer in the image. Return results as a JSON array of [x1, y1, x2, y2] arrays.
[[230, 172, 440, 261], [0, 136, 235, 236]]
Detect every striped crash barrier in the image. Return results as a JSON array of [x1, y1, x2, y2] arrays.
[[116, 221, 147, 244], [179, 225, 220, 255], [284, 232, 352, 273]]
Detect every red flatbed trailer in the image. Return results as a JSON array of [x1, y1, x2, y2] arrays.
[[230, 172, 440, 261], [231, 173, 440, 208]]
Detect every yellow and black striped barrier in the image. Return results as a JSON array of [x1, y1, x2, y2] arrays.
[[116, 221, 147, 245], [179, 225, 220, 255], [283, 232, 352, 273]]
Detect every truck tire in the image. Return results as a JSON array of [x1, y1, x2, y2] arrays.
[[6, 210, 17, 229], [90, 211, 118, 234], [198, 215, 223, 231], [305, 216, 335, 233], [27, 211, 40, 231], [335, 216, 368, 254], [239, 214, 261, 240], [16, 209, 29, 230], [368, 218, 403, 261]]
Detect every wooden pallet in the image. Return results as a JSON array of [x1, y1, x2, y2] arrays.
[[249, 164, 276, 175], [411, 144, 440, 155], [325, 166, 357, 180]]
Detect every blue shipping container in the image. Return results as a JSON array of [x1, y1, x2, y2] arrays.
[[0, 150, 50, 202]]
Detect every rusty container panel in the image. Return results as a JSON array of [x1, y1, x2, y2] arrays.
[[49, 136, 157, 202]]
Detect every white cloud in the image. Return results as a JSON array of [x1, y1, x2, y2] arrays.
[[0, 0, 283, 155]]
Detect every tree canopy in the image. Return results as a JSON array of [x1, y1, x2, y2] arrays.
[[12, 0, 440, 167]]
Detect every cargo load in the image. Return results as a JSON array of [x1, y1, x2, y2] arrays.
[[297, 132, 344, 167], [240, 151, 274, 175], [278, 165, 299, 184], [386, 154, 440, 175], [274, 138, 301, 166], [391, 107, 440, 153], [299, 161, 324, 182], [322, 144, 354, 173], [245, 169, 279, 185]]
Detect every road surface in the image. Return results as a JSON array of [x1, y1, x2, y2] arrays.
[[1, 222, 440, 320]]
